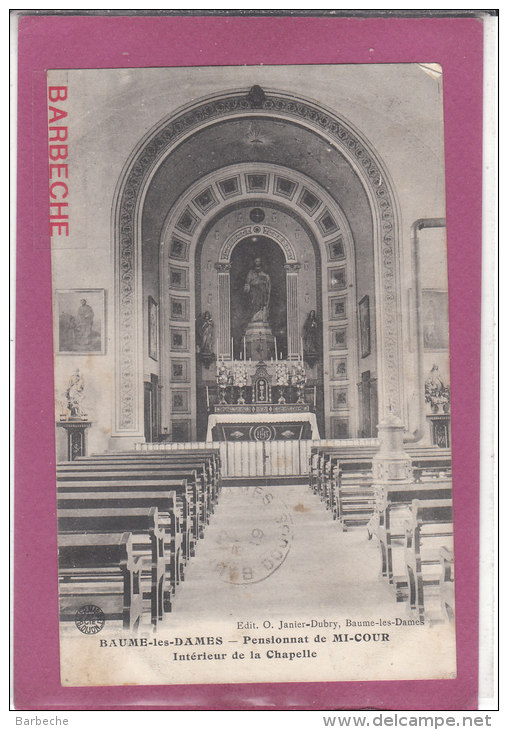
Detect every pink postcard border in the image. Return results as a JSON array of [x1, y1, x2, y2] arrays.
[[14, 14, 483, 710]]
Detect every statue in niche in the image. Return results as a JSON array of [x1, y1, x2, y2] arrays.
[[244, 257, 271, 325], [65, 369, 86, 419], [196, 311, 214, 354], [196, 311, 215, 366], [303, 310, 320, 366]]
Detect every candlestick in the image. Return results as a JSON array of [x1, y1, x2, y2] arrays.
[[231, 337, 234, 360], [274, 336, 278, 361], [243, 336, 246, 361]]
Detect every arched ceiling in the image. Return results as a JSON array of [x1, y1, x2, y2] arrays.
[[141, 116, 373, 262]]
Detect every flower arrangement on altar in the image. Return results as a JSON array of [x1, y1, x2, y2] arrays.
[[292, 361, 307, 387], [216, 361, 229, 386], [233, 362, 248, 388], [275, 361, 289, 386]]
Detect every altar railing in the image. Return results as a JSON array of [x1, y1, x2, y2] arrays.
[[135, 437, 381, 478]]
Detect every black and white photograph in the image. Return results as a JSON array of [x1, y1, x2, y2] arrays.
[[49, 63, 456, 688]]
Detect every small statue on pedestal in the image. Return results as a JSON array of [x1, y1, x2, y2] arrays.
[[65, 369, 86, 419], [424, 364, 450, 413]]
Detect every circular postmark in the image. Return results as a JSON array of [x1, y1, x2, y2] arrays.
[[75, 604, 105, 634], [214, 486, 293, 585]]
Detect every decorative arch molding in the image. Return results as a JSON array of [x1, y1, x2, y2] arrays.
[[219, 225, 297, 265], [113, 88, 402, 438], [160, 162, 356, 269], [159, 163, 360, 437]]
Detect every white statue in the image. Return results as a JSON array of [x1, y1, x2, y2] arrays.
[[65, 369, 86, 418]]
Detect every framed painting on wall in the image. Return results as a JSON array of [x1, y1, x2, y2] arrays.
[[55, 289, 105, 355], [148, 296, 159, 361], [422, 289, 449, 351], [359, 295, 371, 358]]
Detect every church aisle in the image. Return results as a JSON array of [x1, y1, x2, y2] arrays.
[[170, 483, 396, 619]]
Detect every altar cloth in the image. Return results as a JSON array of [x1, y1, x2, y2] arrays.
[[206, 410, 320, 441]]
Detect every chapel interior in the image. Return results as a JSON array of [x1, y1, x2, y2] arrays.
[[55, 73, 454, 636]]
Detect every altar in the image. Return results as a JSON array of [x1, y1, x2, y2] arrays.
[[206, 358, 320, 442]]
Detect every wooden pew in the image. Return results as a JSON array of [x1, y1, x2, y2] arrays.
[[308, 444, 452, 539], [56, 447, 222, 629], [58, 531, 144, 630], [439, 546, 455, 621], [311, 452, 326, 498], [404, 499, 454, 621], [308, 449, 320, 493], [67, 456, 218, 520], [57, 476, 193, 564], [56, 474, 196, 557], [309, 446, 374, 507], [58, 506, 166, 626], [331, 470, 375, 530], [317, 456, 332, 503], [57, 491, 183, 600], [370, 482, 452, 587], [309, 444, 451, 496], [131, 446, 221, 470], [84, 449, 222, 491]]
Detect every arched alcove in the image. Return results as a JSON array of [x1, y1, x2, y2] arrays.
[[229, 235, 287, 354], [161, 167, 358, 440], [112, 88, 402, 447]]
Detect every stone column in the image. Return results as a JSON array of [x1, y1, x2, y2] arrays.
[[372, 411, 413, 486], [215, 262, 232, 359], [285, 262, 301, 359]]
